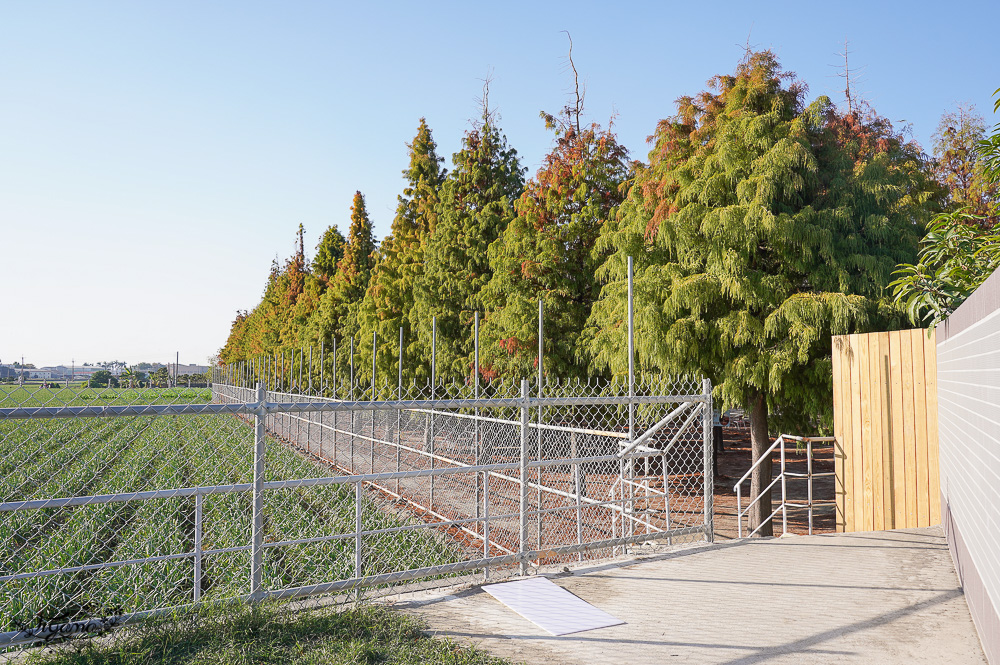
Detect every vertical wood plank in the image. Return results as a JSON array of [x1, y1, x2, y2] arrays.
[[859, 334, 874, 531], [889, 330, 906, 530], [832, 336, 846, 532], [925, 329, 941, 525], [850, 333, 865, 531], [869, 333, 885, 531], [841, 336, 856, 532], [878, 332, 893, 530], [912, 329, 930, 527], [900, 329, 917, 528]]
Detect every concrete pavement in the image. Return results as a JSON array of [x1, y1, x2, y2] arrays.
[[392, 527, 986, 664]]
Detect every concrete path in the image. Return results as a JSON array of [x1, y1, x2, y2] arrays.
[[392, 527, 985, 664]]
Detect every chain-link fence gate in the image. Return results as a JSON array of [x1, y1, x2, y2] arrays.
[[0, 373, 711, 649]]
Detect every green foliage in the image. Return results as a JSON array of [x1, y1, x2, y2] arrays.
[[356, 119, 446, 385], [313, 225, 346, 284], [584, 51, 941, 433], [978, 89, 1000, 185], [891, 210, 1000, 327], [891, 88, 1000, 327], [932, 103, 998, 226], [306, 192, 377, 351], [413, 110, 526, 380], [480, 107, 630, 380], [219, 226, 313, 364], [87, 370, 118, 388]]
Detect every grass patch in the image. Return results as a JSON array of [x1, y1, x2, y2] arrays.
[[21, 603, 510, 665]]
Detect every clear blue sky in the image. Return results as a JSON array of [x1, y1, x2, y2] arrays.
[[2, 1, 996, 368]]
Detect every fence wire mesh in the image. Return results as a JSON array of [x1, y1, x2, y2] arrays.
[[0, 375, 710, 649]]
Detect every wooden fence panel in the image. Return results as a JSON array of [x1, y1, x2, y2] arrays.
[[832, 329, 939, 531]]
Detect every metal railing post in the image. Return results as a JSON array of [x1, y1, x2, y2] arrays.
[[519, 379, 529, 576], [807, 438, 814, 535], [703, 378, 714, 543], [574, 459, 583, 561], [251, 383, 266, 600], [780, 437, 788, 535]]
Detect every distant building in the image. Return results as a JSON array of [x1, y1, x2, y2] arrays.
[[168, 364, 210, 378]]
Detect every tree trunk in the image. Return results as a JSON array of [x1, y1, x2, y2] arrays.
[[748, 392, 773, 537]]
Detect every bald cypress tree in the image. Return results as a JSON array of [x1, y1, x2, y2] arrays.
[[480, 101, 630, 379], [585, 51, 941, 535], [355, 119, 445, 384], [414, 106, 525, 380], [313, 225, 346, 285], [307, 192, 376, 349]]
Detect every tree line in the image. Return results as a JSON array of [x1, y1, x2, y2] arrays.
[[220, 50, 997, 462]]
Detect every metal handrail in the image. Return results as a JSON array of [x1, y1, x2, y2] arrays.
[[734, 435, 836, 537]]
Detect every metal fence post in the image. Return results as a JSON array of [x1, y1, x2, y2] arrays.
[[702, 378, 714, 543], [251, 382, 266, 600], [194, 491, 203, 602], [519, 379, 529, 576], [355, 481, 363, 596]]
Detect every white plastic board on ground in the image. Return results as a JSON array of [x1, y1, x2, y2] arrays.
[[482, 576, 625, 636]]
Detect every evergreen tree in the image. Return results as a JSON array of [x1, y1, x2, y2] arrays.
[[931, 104, 998, 227], [313, 225, 347, 284], [584, 51, 941, 535], [306, 192, 376, 353], [278, 224, 310, 347], [480, 96, 630, 380], [414, 104, 526, 381], [356, 119, 446, 385]]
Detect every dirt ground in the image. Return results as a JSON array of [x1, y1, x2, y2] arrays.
[[713, 426, 836, 539]]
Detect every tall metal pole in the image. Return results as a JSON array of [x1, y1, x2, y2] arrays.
[[251, 383, 266, 600], [474, 311, 482, 566], [371, 330, 377, 474], [626, 256, 636, 550], [703, 377, 715, 543], [308, 346, 313, 394], [332, 338, 338, 464], [537, 299, 543, 551], [628, 256, 635, 441], [519, 379, 529, 576], [430, 316, 436, 509], [319, 341, 325, 461], [397, 326, 403, 497], [350, 337, 355, 468]]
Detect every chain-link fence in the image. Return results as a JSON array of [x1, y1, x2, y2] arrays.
[[0, 374, 711, 649]]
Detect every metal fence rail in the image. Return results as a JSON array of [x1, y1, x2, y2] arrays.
[[0, 376, 711, 649]]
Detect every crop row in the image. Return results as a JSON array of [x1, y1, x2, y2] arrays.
[[0, 404, 458, 632]]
